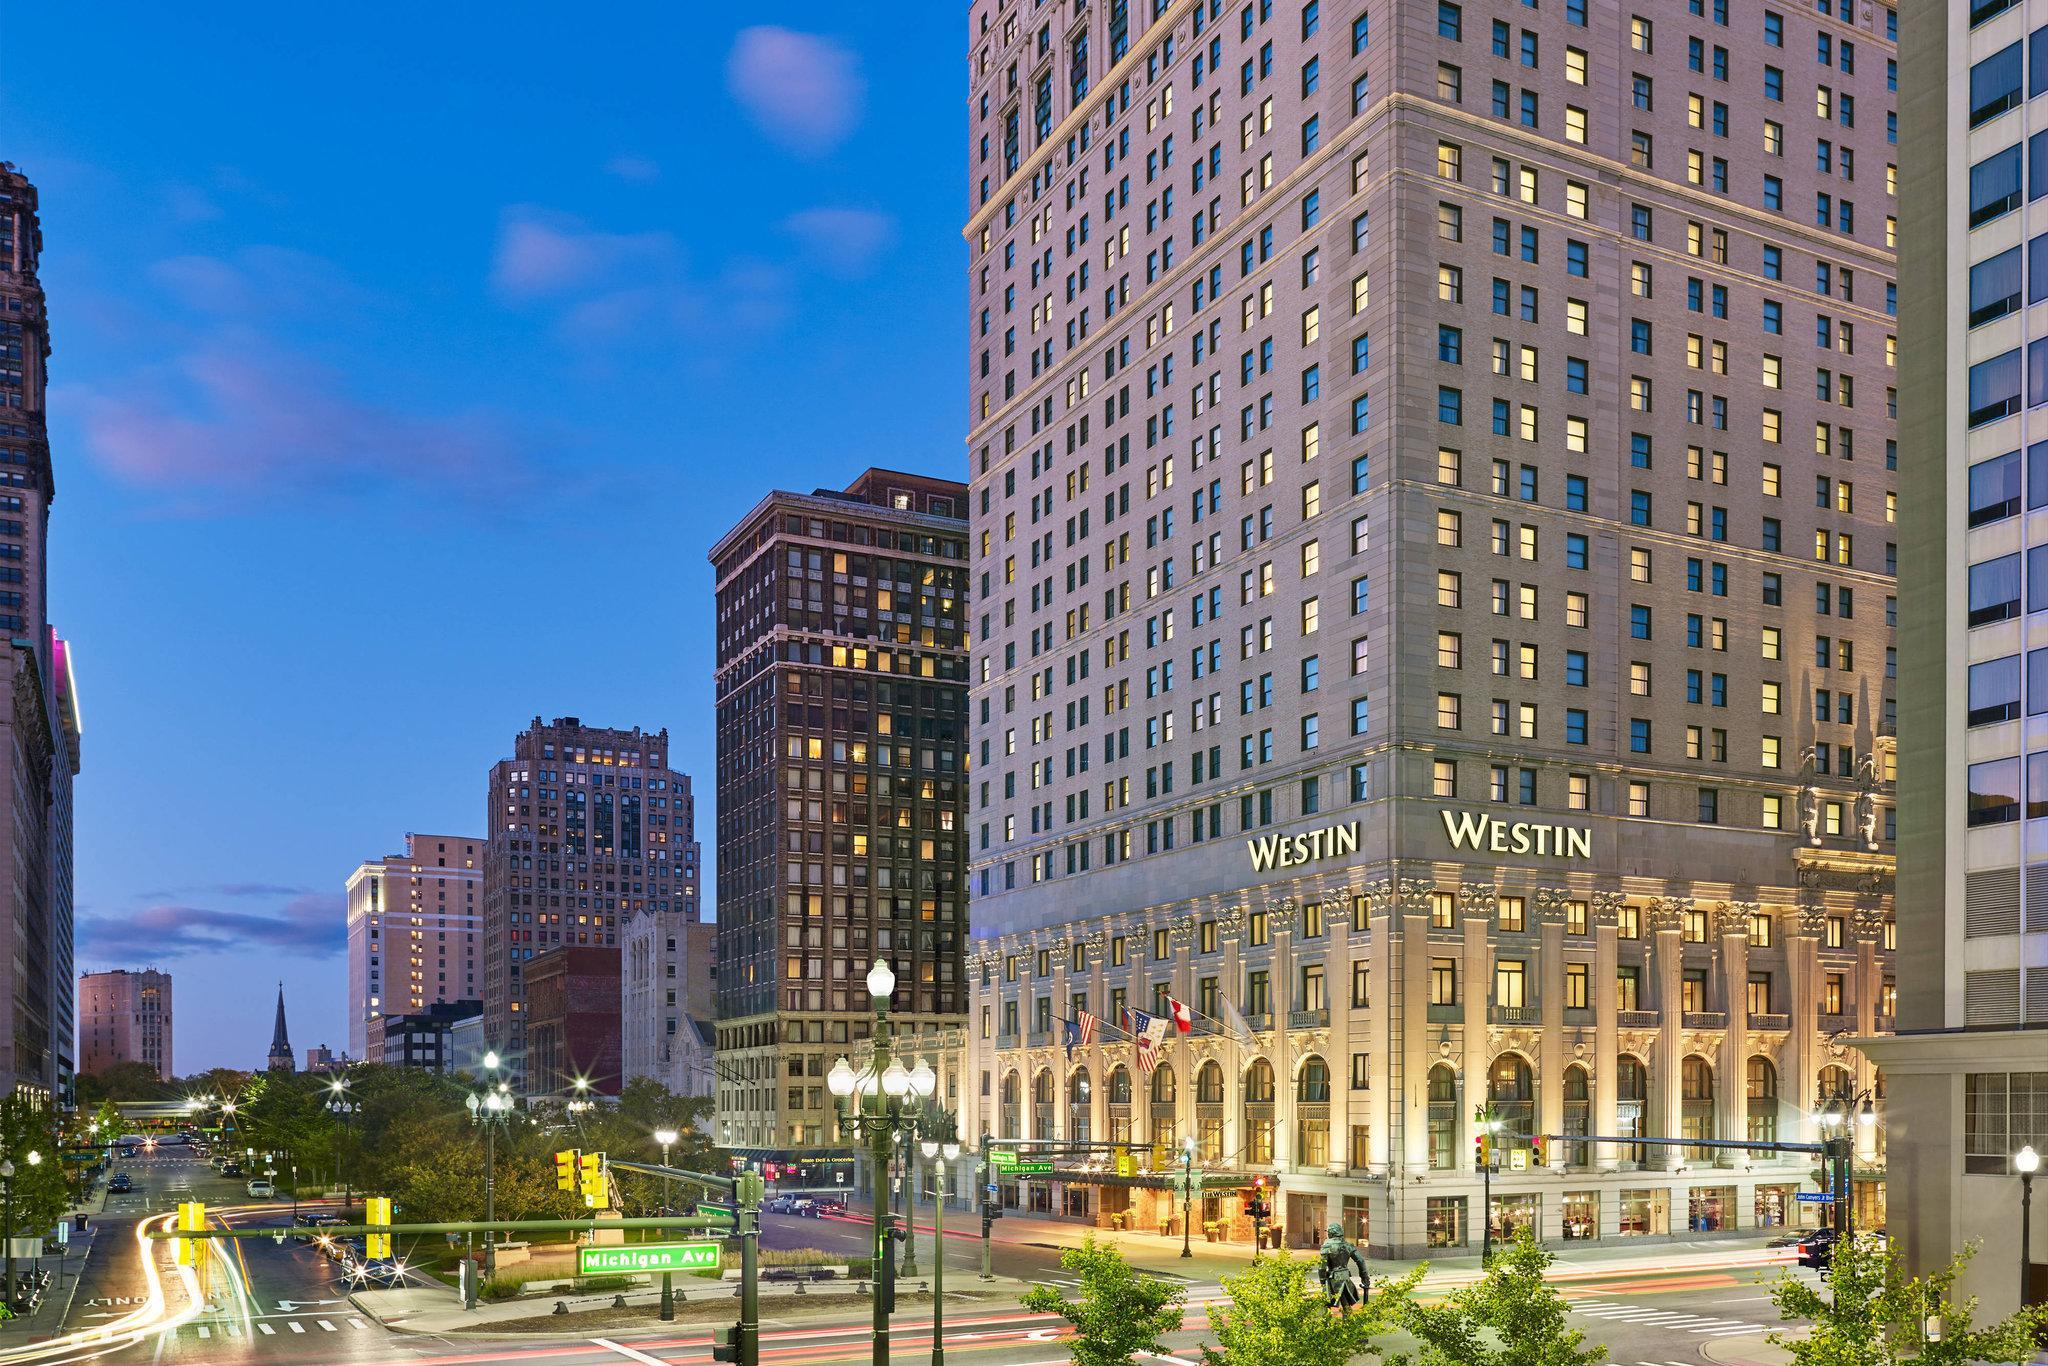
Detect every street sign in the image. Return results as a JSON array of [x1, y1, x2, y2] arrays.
[[1794, 1191, 1836, 1203], [696, 1202, 736, 1225], [1115, 1152, 1136, 1177], [1011, 1160, 1054, 1175], [987, 1149, 1018, 1170], [578, 1242, 722, 1276]]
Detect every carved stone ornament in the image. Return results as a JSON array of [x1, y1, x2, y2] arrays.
[[1533, 887, 1570, 923], [1458, 881, 1496, 914], [1591, 890, 1627, 927], [1400, 879, 1438, 915], [1644, 897, 1691, 934], [1716, 900, 1759, 938]]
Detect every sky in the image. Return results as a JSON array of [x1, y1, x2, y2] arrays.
[[1, 4, 968, 1073]]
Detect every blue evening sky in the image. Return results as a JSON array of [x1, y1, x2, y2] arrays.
[[2, 5, 968, 1072]]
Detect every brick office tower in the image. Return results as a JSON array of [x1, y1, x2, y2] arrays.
[[0, 165, 80, 1103], [345, 833, 482, 1061], [77, 968, 171, 1082], [710, 469, 970, 1170], [962, 2, 1899, 1253], [482, 717, 693, 1089], [524, 945, 623, 1098]]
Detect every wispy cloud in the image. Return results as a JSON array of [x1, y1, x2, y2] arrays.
[[68, 342, 539, 507], [726, 28, 865, 155], [489, 207, 678, 299], [782, 208, 896, 280], [148, 246, 366, 317], [604, 153, 662, 184], [79, 892, 344, 960]]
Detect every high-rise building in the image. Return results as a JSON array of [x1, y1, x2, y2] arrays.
[[76, 969, 171, 1082], [0, 165, 80, 1102], [622, 916, 715, 1096], [1858, 0, 2042, 1317], [961, 0, 1899, 1255], [524, 945, 623, 1098], [482, 717, 694, 1089], [709, 469, 970, 1165], [345, 833, 482, 1060]]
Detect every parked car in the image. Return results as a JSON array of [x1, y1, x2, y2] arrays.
[[220, 1162, 244, 1178], [763, 1194, 799, 1214], [352, 1257, 406, 1287], [815, 1197, 847, 1216], [246, 1178, 275, 1198], [108, 1173, 132, 1194]]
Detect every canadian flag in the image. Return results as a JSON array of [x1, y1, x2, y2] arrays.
[[1166, 996, 1195, 1033]]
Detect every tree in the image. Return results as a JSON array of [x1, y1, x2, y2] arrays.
[[0, 1097, 70, 1245], [1768, 1235, 2047, 1365], [1400, 1232, 1607, 1366], [1199, 1253, 1418, 1366], [75, 1062, 167, 1107], [1021, 1236, 1185, 1366]]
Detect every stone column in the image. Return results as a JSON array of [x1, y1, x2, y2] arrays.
[[1222, 910, 1245, 1162], [1274, 913, 1297, 1167], [1716, 903, 1753, 1164], [1789, 907, 1823, 1144], [1052, 947, 1072, 1143], [1460, 884, 1493, 1137], [1593, 893, 1622, 1171], [1537, 894, 1567, 1148], [1648, 899, 1686, 1168], [1401, 892, 1434, 1173], [1854, 912, 1883, 1165], [1331, 899, 1358, 1169], [1369, 895, 1395, 1170]]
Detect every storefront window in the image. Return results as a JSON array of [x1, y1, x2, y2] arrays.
[[1688, 1185, 1735, 1232], [1754, 1184, 1791, 1229], [1618, 1188, 1669, 1236], [1490, 1193, 1541, 1243], [1341, 1194, 1370, 1245], [1427, 1195, 1468, 1247], [1561, 1191, 1599, 1240]]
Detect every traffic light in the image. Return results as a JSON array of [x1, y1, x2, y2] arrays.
[[879, 1219, 899, 1314], [578, 1152, 606, 1208], [710, 1324, 740, 1363], [365, 1197, 392, 1260], [1529, 1135, 1546, 1167], [554, 1149, 580, 1193], [174, 1202, 205, 1266], [1246, 1174, 1270, 1223], [1474, 1131, 1489, 1170]]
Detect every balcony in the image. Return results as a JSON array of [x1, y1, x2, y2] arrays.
[[1490, 1005, 1541, 1025], [996, 1033, 1021, 1050], [1749, 1012, 1791, 1031], [1682, 1011, 1729, 1030], [1426, 1002, 1462, 1024], [1026, 1030, 1053, 1048], [1243, 1012, 1274, 1033], [1288, 1007, 1331, 1029], [1821, 1013, 1856, 1033], [1616, 1009, 1660, 1029]]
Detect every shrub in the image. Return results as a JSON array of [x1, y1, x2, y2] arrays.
[[479, 1277, 522, 1302]]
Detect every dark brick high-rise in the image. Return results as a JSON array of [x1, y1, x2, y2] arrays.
[[710, 469, 969, 1163], [0, 164, 79, 1103]]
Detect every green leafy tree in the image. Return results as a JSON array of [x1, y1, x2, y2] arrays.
[[0, 1098, 70, 1243], [1768, 1236, 2046, 1365], [1400, 1232, 1606, 1366], [75, 1062, 168, 1106], [1020, 1235, 1185, 1366], [1199, 1253, 1418, 1366]]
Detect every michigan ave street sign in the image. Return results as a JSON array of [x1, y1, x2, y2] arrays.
[[578, 1242, 722, 1275]]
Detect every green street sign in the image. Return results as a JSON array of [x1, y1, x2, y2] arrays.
[[987, 1150, 1018, 1169], [696, 1202, 736, 1225], [1012, 1160, 1054, 1175], [578, 1242, 721, 1276]]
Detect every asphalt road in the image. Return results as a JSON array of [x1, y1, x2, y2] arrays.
[[16, 1153, 1818, 1365]]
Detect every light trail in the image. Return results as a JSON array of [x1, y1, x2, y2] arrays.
[[0, 1213, 202, 1366]]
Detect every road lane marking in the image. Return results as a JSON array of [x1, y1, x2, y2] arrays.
[[318, 1319, 337, 1331], [592, 1337, 672, 1365], [287, 1319, 306, 1333], [256, 1322, 275, 1334], [195, 1326, 209, 1339]]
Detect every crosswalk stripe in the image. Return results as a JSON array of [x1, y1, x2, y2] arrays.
[[196, 1326, 209, 1339], [1693, 1325, 1764, 1336], [318, 1319, 337, 1331], [288, 1320, 306, 1333], [257, 1322, 275, 1335], [350, 1317, 366, 1328]]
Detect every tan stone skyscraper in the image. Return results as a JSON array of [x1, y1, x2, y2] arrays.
[[963, 0, 1899, 1254], [345, 833, 482, 1060], [77, 969, 171, 1082]]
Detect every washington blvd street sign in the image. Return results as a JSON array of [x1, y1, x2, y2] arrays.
[[578, 1242, 722, 1275]]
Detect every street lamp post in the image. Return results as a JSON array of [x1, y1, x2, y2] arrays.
[[900, 1132, 920, 1280], [1180, 1135, 1196, 1259], [2019, 1145, 2040, 1310], [466, 1051, 511, 1281], [827, 960, 945, 1366], [1479, 1111, 1503, 1263], [921, 1139, 961, 1366], [1, 1157, 14, 1315], [654, 1127, 679, 1322], [323, 1081, 361, 1220]]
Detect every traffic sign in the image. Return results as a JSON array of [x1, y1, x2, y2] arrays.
[[1794, 1191, 1836, 1203], [1012, 1160, 1054, 1175], [578, 1242, 722, 1276], [696, 1202, 736, 1225], [988, 1149, 1018, 1170]]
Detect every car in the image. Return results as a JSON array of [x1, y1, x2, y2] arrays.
[[220, 1162, 244, 1178], [352, 1257, 407, 1287], [246, 1179, 275, 1198], [791, 1198, 818, 1218], [108, 1173, 132, 1194], [816, 1198, 847, 1216], [763, 1194, 798, 1214]]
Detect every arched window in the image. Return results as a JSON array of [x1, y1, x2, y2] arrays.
[[1746, 1056, 1779, 1142], [1150, 1061, 1179, 1150], [1196, 1060, 1225, 1104], [1616, 1055, 1649, 1162], [1427, 1064, 1458, 1170], [1107, 1065, 1132, 1105], [1242, 1059, 1276, 1164], [1488, 1053, 1535, 1140], [1033, 1068, 1057, 1139], [1034, 1069, 1056, 1105], [1562, 1063, 1591, 1160], [1068, 1067, 1093, 1142], [1298, 1055, 1331, 1102], [1682, 1055, 1716, 1155], [1000, 1070, 1022, 1140], [1151, 1061, 1178, 1105], [1816, 1063, 1853, 1107], [1068, 1067, 1093, 1107]]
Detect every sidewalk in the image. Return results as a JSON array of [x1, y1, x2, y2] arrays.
[[352, 1272, 1036, 1336]]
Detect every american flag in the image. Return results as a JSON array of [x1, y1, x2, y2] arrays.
[[1075, 1009, 1099, 1047], [1135, 1033, 1161, 1074]]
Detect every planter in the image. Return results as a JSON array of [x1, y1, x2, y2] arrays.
[[1108, 1213, 1127, 1232]]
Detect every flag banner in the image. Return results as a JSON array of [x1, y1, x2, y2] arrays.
[[1076, 1010, 1099, 1047], [1062, 1015, 1081, 1058], [1135, 1034, 1161, 1073], [1166, 997, 1194, 1033], [1219, 995, 1255, 1044]]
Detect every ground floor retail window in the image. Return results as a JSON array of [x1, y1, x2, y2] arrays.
[[1853, 1180, 1887, 1231], [1755, 1184, 1791, 1229], [1618, 1188, 1670, 1236], [1062, 1186, 1093, 1218], [1427, 1196, 1468, 1247], [1688, 1185, 1735, 1232], [1490, 1193, 1540, 1242], [1340, 1194, 1369, 1245], [1287, 1192, 1329, 1249], [1561, 1191, 1599, 1240]]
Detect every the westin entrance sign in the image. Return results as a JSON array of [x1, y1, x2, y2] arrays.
[[1245, 813, 1590, 872]]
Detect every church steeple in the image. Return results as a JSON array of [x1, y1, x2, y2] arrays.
[[268, 982, 294, 1072]]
